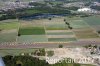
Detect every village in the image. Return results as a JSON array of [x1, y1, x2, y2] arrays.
[[0, 0, 100, 14]]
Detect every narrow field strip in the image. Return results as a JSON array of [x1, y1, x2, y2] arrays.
[[47, 35, 75, 38], [46, 30, 72, 33], [48, 38, 76, 42], [46, 32, 73, 35], [18, 35, 48, 43]]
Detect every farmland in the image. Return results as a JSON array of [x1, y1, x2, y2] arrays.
[[0, 16, 100, 44], [19, 27, 45, 35], [83, 16, 100, 31], [0, 19, 19, 43], [66, 16, 100, 39], [0, 15, 100, 66]]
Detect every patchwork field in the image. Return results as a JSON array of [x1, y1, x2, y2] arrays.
[[0, 16, 100, 43], [17, 17, 77, 43]]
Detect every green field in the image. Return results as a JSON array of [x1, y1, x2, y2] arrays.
[[45, 24, 68, 30], [66, 16, 100, 39], [0, 32, 17, 43], [44, 21, 68, 30], [69, 20, 89, 29], [83, 16, 100, 25], [47, 32, 73, 35], [0, 19, 19, 43], [75, 32, 99, 38], [18, 27, 45, 35], [48, 38, 76, 42], [83, 16, 100, 31], [0, 21, 19, 30], [18, 35, 48, 43]]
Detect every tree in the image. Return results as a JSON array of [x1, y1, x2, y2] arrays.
[[3, 55, 13, 66], [0, 29, 2, 31], [93, 45, 97, 48], [16, 60, 23, 66], [47, 51, 54, 57], [64, 19, 66, 22], [48, 18, 52, 20], [88, 44, 92, 47], [3, 55, 93, 66], [33, 49, 45, 56], [69, 27, 73, 29], [98, 31, 100, 34], [68, 26, 73, 29], [59, 44, 63, 48], [65, 22, 70, 25], [74, 63, 80, 66], [39, 49, 45, 56], [18, 34, 21, 36], [3, 55, 50, 66]]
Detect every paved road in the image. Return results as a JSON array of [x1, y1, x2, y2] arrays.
[[0, 40, 100, 49]]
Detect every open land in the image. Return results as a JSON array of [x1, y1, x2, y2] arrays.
[[0, 48, 98, 66], [0, 16, 100, 48]]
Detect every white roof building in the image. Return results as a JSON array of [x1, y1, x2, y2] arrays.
[[77, 8, 92, 12], [77, 8, 99, 14]]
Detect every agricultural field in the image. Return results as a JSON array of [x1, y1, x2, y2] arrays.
[[83, 16, 100, 31], [18, 35, 48, 43], [19, 27, 45, 35], [0, 19, 19, 43], [0, 48, 44, 56], [69, 20, 89, 29], [0, 16, 100, 44], [17, 17, 77, 43], [0, 32, 17, 43], [66, 16, 100, 39]]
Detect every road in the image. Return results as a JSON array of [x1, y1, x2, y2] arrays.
[[0, 39, 100, 49]]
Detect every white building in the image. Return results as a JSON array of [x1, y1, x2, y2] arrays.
[[77, 8, 92, 12], [77, 8, 99, 14]]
